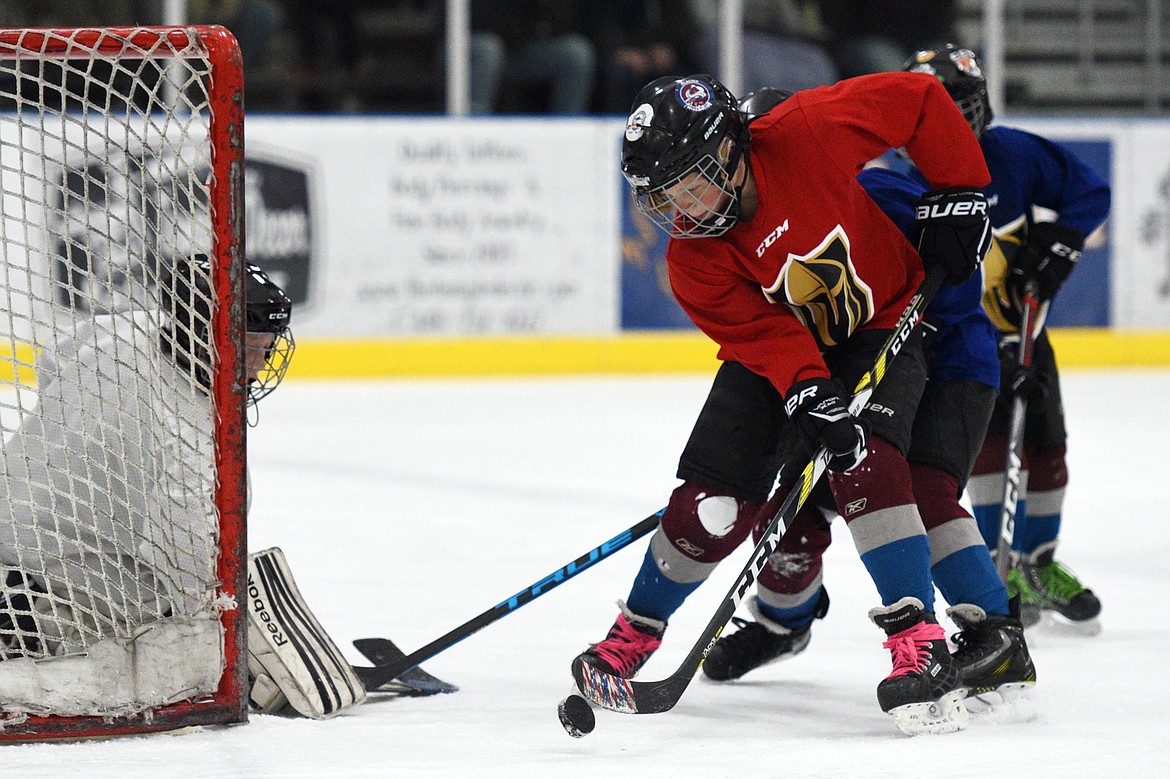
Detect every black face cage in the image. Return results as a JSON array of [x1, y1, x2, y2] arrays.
[[954, 90, 989, 138], [247, 327, 295, 406], [632, 146, 742, 239]]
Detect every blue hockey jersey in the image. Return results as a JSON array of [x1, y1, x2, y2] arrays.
[[976, 126, 1111, 332], [883, 125, 1111, 333], [857, 166, 1000, 388]]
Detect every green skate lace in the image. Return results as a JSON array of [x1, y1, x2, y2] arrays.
[[1037, 559, 1087, 603], [1007, 567, 1042, 605]]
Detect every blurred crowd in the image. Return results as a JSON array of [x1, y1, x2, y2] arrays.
[[0, 0, 961, 115]]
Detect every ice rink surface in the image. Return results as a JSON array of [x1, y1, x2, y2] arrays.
[[6, 369, 1169, 778]]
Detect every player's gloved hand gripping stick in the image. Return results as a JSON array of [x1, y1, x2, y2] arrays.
[[570, 266, 948, 719]]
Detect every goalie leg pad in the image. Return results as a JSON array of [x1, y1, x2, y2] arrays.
[[246, 547, 366, 718]]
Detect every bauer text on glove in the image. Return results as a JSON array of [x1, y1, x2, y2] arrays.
[[914, 187, 992, 285]]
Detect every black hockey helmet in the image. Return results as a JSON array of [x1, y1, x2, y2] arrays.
[[903, 44, 993, 138], [621, 74, 751, 238], [242, 261, 295, 405], [737, 87, 792, 123], [164, 254, 294, 406], [245, 262, 292, 336]]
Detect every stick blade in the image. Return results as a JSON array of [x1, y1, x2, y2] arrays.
[[353, 637, 459, 695]]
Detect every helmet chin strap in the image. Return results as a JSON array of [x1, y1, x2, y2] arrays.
[[709, 132, 751, 232]]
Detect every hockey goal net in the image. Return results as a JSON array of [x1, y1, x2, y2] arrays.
[[0, 26, 247, 740]]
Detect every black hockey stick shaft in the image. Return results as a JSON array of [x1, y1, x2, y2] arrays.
[[994, 287, 1042, 582], [353, 511, 662, 689], [573, 266, 947, 716]]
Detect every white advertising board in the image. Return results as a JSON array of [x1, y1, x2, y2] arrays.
[[0, 114, 212, 340], [1011, 116, 1170, 327], [1117, 123, 1170, 327], [245, 117, 622, 337]]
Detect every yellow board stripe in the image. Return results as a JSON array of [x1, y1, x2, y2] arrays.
[[283, 329, 1170, 379], [0, 343, 38, 386], [3, 329, 1167, 384], [285, 333, 724, 379], [1046, 329, 1170, 368]]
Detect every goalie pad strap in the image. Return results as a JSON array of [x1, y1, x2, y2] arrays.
[[247, 547, 366, 718]]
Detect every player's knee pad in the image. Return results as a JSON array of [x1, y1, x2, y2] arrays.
[[971, 433, 1008, 477], [828, 435, 916, 520], [749, 485, 834, 595], [910, 463, 968, 531], [660, 481, 760, 564], [910, 463, 987, 565], [750, 476, 835, 540], [1025, 442, 1068, 491]]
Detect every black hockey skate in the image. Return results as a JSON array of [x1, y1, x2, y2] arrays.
[[702, 588, 829, 682], [1013, 541, 1101, 633], [947, 600, 1037, 717], [869, 597, 968, 736], [573, 601, 665, 680]]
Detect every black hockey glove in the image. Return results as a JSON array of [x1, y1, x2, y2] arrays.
[[1009, 222, 1084, 304], [785, 378, 870, 473], [998, 339, 1046, 403], [914, 187, 993, 285]]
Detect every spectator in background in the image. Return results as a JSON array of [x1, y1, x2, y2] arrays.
[[817, 0, 956, 78], [282, 1, 364, 112], [186, 0, 284, 71], [689, 0, 838, 94], [582, 0, 700, 115], [470, 0, 595, 114], [3, 0, 136, 26]]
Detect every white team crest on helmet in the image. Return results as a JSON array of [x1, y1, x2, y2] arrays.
[[949, 48, 983, 77], [676, 79, 714, 111], [625, 103, 654, 142]]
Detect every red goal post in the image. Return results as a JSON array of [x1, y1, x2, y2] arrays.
[[0, 26, 248, 740]]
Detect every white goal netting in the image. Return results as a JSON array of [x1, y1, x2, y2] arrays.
[[0, 27, 243, 726]]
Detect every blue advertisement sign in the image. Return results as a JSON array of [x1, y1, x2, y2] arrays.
[[620, 197, 693, 329], [1044, 139, 1111, 327]]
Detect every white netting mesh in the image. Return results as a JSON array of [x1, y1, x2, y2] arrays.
[[0, 28, 230, 718]]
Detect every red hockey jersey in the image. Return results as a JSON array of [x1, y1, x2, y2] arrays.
[[665, 72, 991, 396]]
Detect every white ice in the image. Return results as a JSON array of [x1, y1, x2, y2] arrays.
[[6, 369, 1169, 778]]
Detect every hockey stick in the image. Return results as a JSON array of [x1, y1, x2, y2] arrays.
[[573, 266, 947, 716], [993, 285, 1044, 583], [352, 511, 663, 690], [352, 638, 458, 695]]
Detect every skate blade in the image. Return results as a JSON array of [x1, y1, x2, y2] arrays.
[[888, 689, 969, 736], [1038, 611, 1101, 637], [966, 682, 1040, 723], [1019, 604, 1042, 629]]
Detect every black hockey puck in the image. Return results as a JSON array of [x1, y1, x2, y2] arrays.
[[558, 694, 596, 738]]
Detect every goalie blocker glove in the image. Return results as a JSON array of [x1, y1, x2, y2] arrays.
[[1010, 222, 1084, 304], [914, 187, 992, 285], [785, 378, 869, 473], [247, 547, 366, 718]]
